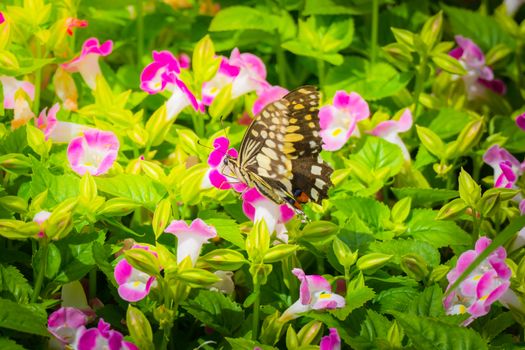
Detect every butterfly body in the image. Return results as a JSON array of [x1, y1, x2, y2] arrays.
[[224, 86, 333, 214]]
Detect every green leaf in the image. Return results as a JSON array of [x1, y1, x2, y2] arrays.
[[428, 108, 471, 139], [209, 6, 279, 33], [0, 265, 33, 303], [182, 290, 244, 336], [303, 0, 381, 15], [225, 338, 277, 350], [204, 218, 244, 249], [391, 187, 458, 207], [331, 286, 375, 320], [349, 310, 393, 346], [369, 239, 440, 267], [431, 53, 467, 75], [95, 174, 166, 211], [406, 210, 471, 248], [30, 162, 80, 207], [281, 41, 343, 65], [349, 137, 404, 178], [332, 197, 390, 232], [0, 298, 48, 336], [376, 287, 419, 313], [0, 337, 26, 350], [407, 284, 445, 317], [393, 312, 488, 350], [481, 312, 515, 341]]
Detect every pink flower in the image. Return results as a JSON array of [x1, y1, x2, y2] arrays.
[[229, 48, 269, 98], [369, 108, 413, 160], [443, 237, 511, 325], [319, 91, 370, 151], [165, 78, 201, 120], [0, 12, 4, 25], [62, 38, 113, 90], [73, 319, 138, 350], [201, 58, 240, 106], [178, 53, 190, 69], [449, 36, 506, 100], [280, 268, 345, 321], [53, 68, 79, 111], [320, 328, 341, 350], [164, 219, 217, 265], [48, 307, 87, 345], [252, 86, 288, 116], [0, 76, 35, 109], [140, 51, 180, 94], [65, 18, 88, 36], [36, 103, 92, 143], [205, 136, 248, 192], [114, 244, 158, 302], [36, 103, 59, 140], [33, 210, 51, 238], [242, 187, 294, 241], [483, 145, 524, 189], [67, 129, 120, 176], [516, 113, 525, 131]]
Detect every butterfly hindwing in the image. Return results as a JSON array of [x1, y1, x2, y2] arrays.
[[290, 155, 333, 204]]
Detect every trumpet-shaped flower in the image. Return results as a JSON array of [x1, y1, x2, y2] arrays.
[[36, 103, 59, 140], [62, 38, 113, 90], [252, 85, 288, 116], [33, 210, 51, 238], [242, 187, 294, 241], [483, 145, 524, 189], [165, 78, 201, 120], [229, 48, 269, 98], [114, 244, 158, 302], [67, 129, 120, 176], [449, 36, 506, 100], [73, 319, 138, 350], [65, 18, 88, 36], [443, 237, 511, 325], [140, 51, 180, 94], [319, 91, 370, 151], [12, 95, 35, 129], [48, 307, 87, 345], [0, 76, 35, 109], [164, 219, 217, 265], [36, 104, 93, 143], [202, 58, 240, 106], [205, 136, 247, 192], [280, 268, 345, 321], [369, 109, 413, 160], [54, 68, 79, 111], [320, 328, 341, 350]]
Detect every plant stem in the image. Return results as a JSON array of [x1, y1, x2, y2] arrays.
[[252, 278, 261, 341], [413, 54, 429, 118], [136, 0, 144, 67], [276, 44, 288, 87], [370, 0, 379, 66], [317, 59, 325, 88], [89, 268, 97, 300], [31, 239, 49, 303], [516, 41, 524, 93], [191, 112, 205, 137]]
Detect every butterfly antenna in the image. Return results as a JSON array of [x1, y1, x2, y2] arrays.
[[219, 115, 229, 139], [196, 139, 214, 150]]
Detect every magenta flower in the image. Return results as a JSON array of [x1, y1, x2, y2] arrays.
[[483, 145, 524, 189], [0, 12, 4, 25], [320, 328, 341, 350], [73, 319, 138, 350], [0, 76, 35, 109], [252, 85, 288, 116], [280, 268, 345, 321], [319, 91, 370, 151], [516, 113, 525, 131], [36, 103, 59, 140], [65, 18, 88, 36], [369, 108, 413, 160], [443, 237, 511, 325], [178, 53, 190, 69], [449, 36, 506, 100], [165, 78, 201, 120], [114, 244, 158, 302], [62, 38, 113, 90], [140, 51, 180, 94], [229, 48, 269, 98], [205, 136, 248, 192], [33, 210, 51, 238], [67, 129, 120, 176], [36, 103, 94, 143], [202, 58, 240, 105], [242, 187, 294, 241], [164, 219, 217, 265], [48, 307, 87, 345]]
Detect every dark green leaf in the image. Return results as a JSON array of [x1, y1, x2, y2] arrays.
[[0, 298, 48, 336], [0, 265, 32, 303], [369, 239, 440, 267], [332, 197, 390, 231], [0, 337, 26, 350], [376, 287, 419, 313], [407, 284, 445, 317]]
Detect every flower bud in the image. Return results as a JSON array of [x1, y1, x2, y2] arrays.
[[285, 325, 299, 350], [420, 11, 443, 49], [246, 219, 270, 261], [126, 305, 154, 350], [97, 197, 140, 216], [400, 254, 429, 281], [26, 124, 50, 157], [127, 124, 148, 148], [300, 221, 339, 243], [458, 168, 481, 207], [391, 197, 411, 223], [145, 105, 170, 147], [391, 28, 415, 51], [192, 34, 221, 84], [46, 198, 78, 240], [429, 265, 450, 283], [297, 320, 322, 346], [479, 191, 501, 218], [0, 196, 27, 213], [53, 67, 78, 111], [176, 267, 221, 287], [387, 321, 403, 347], [356, 253, 393, 272], [260, 311, 285, 345], [0, 154, 31, 173], [199, 249, 247, 270], [141, 160, 166, 183], [80, 172, 97, 203], [263, 244, 299, 263], [436, 198, 467, 220], [456, 119, 483, 156], [124, 248, 161, 277], [0, 219, 39, 239], [152, 198, 171, 240], [209, 83, 233, 121], [332, 237, 357, 268], [416, 125, 445, 159]]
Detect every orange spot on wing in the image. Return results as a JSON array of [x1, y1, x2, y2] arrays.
[[296, 191, 309, 204]]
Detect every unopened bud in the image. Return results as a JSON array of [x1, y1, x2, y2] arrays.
[[263, 244, 299, 263], [199, 249, 247, 270], [400, 254, 429, 281], [357, 253, 393, 272], [176, 267, 221, 287]]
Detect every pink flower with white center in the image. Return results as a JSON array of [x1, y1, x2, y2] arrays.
[[229, 48, 270, 98], [140, 51, 180, 94], [280, 268, 345, 322], [62, 38, 113, 90], [201, 58, 240, 106], [164, 219, 217, 265], [65, 18, 88, 36], [443, 236, 511, 325], [369, 108, 413, 160], [114, 244, 158, 302], [319, 91, 370, 151], [516, 113, 525, 131], [73, 319, 138, 350], [242, 187, 295, 241], [0, 76, 35, 109], [67, 129, 120, 176], [165, 78, 201, 120], [33, 210, 51, 238], [483, 145, 524, 189], [53, 68, 79, 111], [449, 36, 506, 100], [48, 307, 87, 345], [204, 136, 248, 192], [320, 328, 341, 350], [252, 85, 289, 116], [36, 103, 59, 140]]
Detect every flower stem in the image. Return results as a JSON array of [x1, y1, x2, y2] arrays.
[[316, 59, 325, 88], [136, 0, 144, 67], [251, 279, 261, 341], [413, 54, 429, 118], [31, 239, 49, 303], [276, 44, 288, 87], [370, 0, 379, 66]]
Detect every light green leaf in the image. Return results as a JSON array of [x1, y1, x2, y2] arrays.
[[0, 337, 26, 350], [209, 6, 279, 33], [332, 197, 390, 231], [376, 287, 419, 313], [349, 137, 404, 179], [392, 187, 457, 207], [204, 218, 245, 249], [406, 210, 471, 248], [331, 286, 375, 320], [369, 239, 440, 267]]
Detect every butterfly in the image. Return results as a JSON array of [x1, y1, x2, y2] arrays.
[[223, 86, 333, 215]]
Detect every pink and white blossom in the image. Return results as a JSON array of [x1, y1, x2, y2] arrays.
[[53, 68, 79, 111], [12, 96, 35, 129], [164, 219, 217, 265], [204, 136, 247, 192], [229, 48, 269, 98], [320, 328, 341, 350], [62, 38, 113, 90], [449, 36, 506, 100], [369, 108, 413, 160], [67, 129, 120, 176], [114, 244, 158, 302], [443, 236, 511, 325], [33, 210, 51, 238], [140, 51, 180, 94], [48, 307, 87, 345], [0, 76, 35, 109], [483, 145, 524, 189], [319, 91, 370, 151], [280, 268, 345, 321], [36, 103, 60, 140], [252, 86, 288, 116], [72, 319, 138, 350], [201, 58, 240, 106], [165, 78, 201, 120]]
